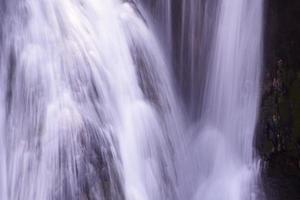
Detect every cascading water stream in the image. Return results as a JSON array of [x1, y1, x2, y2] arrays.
[[145, 0, 263, 199], [0, 0, 264, 200], [192, 0, 263, 199], [0, 0, 180, 199]]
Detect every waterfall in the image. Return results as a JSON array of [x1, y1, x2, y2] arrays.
[[192, 0, 263, 199], [146, 0, 264, 199], [0, 0, 263, 200], [0, 0, 180, 199]]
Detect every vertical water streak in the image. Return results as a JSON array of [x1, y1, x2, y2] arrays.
[[193, 0, 263, 199], [0, 2, 8, 198], [136, 0, 172, 58]]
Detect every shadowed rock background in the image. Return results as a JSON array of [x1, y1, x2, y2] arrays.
[[257, 0, 300, 199]]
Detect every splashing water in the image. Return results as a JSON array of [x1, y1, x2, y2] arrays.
[[0, 0, 263, 200]]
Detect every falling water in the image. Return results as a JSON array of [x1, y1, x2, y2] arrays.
[[174, 0, 263, 199], [0, 0, 263, 200], [192, 0, 263, 199], [146, 0, 263, 199], [0, 0, 180, 199]]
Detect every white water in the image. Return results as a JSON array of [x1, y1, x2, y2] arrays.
[[0, 0, 263, 200], [192, 1, 263, 199], [0, 0, 180, 199], [146, 0, 264, 199]]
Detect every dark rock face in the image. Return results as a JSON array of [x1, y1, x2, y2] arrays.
[[258, 0, 300, 199]]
